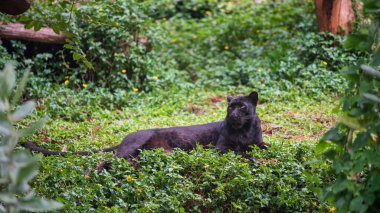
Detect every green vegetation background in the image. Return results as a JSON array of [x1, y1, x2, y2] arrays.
[[0, 0, 365, 212]]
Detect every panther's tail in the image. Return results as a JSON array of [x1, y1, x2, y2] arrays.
[[23, 140, 119, 156]]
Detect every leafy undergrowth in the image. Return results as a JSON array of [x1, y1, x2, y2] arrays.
[[1, 0, 356, 211], [25, 94, 337, 212]]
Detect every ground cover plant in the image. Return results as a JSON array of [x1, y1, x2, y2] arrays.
[[0, 0, 371, 212]]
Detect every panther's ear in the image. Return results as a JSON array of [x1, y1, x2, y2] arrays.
[[227, 95, 233, 103], [248, 91, 258, 106]]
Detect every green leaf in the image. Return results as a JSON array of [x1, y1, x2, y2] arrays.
[[349, 196, 368, 213], [370, 52, 380, 66], [361, 64, 380, 79], [34, 21, 43, 31], [344, 34, 371, 51], [51, 24, 61, 34], [11, 71, 29, 106], [18, 198, 64, 211], [364, 150, 380, 166], [63, 44, 74, 49], [352, 132, 369, 152], [0, 64, 16, 98], [9, 151, 40, 193], [83, 59, 94, 69], [0, 193, 17, 203], [363, 93, 380, 104], [0, 121, 11, 136], [24, 21, 35, 29], [9, 100, 36, 122], [19, 116, 48, 137], [73, 52, 81, 61], [322, 127, 344, 142], [339, 116, 364, 131]]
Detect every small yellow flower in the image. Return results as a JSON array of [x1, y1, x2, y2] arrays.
[[64, 79, 69, 85], [205, 10, 212, 16], [82, 83, 88, 88], [216, 188, 222, 192], [173, 165, 177, 169], [192, 35, 197, 40], [98, 8, 104, 12], [171, 38, 177, 43], [65, 76, 69, 79], [152, 76, 158, 81], [194, 193, 200, 197], [58, 99, 62, 103], [60, 169, 64, 173], [85, 175, 90, 179], [126, 175, 132, 182], [322, 61, 328, 65], [162, 17, 167, 21], [122, 69, 127, 74], [203, 164, 210, 169], [115, 22, 119, 26], [224, 45, 229, 50], [133, 88, 139, 92], [329, 207, 336, 212], [97, 184, 102, 187], [256, 29, 261, 33], [136, 187, 142, 193]]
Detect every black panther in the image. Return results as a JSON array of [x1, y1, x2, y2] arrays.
[[25, 91, 266, 162]]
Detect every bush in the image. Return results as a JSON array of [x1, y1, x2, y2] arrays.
[[319, 1, 380, 212], [0, 64, 62, 212], [32, 141, 331, 212]]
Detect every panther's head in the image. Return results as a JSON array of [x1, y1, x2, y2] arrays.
[[226, 91, 258, 129]]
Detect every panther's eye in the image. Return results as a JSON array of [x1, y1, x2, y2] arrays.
[[240, 105, 246, 109]]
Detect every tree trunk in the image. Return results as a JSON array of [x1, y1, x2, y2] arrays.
[[0, 0, 31, 15], [315, 0, 355, 35], [0, 23, 66, 44]]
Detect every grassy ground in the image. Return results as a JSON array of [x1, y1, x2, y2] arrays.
[[22, 91, 337, 212], [27, 92, 337, 152], [2, 0, 355, 211]]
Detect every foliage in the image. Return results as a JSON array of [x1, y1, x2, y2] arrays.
[[32, 142, 331, 212], [1, 0, 164, 91], [0, 0, 368, 211], [0, 64, 62, 212], [149, 0, 359, 96], [0, 0, 360, 98], [319, 1, 380, 212]]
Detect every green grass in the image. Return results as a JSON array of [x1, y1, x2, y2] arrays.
[[23, 91, 337, 212], [1, 0, 353, 211], [27, 91, 337, 152]]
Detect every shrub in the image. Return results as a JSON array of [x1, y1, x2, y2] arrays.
[[0, 64, 62, 212], [32, 141, 331, 212], [319, 1, 380, 212]]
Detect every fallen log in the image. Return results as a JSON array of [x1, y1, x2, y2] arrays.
[[0, 23, 66, 44]]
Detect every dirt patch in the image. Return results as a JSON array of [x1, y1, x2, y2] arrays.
[[209, 96, 224, 104], [311, 113, 335, 128], [261, 120, 283, 135], [187, 103, 206, 114]]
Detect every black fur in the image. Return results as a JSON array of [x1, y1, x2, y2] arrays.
[[24, 91, 266, 162]]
